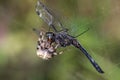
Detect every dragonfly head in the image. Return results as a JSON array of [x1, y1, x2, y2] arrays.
[[46, 32, 55, 43]]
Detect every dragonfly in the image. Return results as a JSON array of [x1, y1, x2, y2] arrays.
[[35, 0, 104, 73]]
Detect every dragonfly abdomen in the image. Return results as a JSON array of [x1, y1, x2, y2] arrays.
[[72, 39, 104, 73]]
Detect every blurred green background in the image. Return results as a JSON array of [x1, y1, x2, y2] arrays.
[[0, 0, 120, 80]]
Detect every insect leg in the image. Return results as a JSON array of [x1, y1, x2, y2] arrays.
[[74, 28, 89, 38]]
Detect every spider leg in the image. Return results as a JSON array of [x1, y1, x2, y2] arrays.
[[40, 32, 44, 40], [54, 44, 60, 49], [33, 28, 45, 40], [53, 51, 63, 56], [58, 51, 63, 54], [53, 52, 57, 55]]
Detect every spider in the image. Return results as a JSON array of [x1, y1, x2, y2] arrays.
[[33, 28, 62, 60]]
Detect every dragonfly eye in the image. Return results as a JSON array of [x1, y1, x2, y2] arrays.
[[46, 32, 55, 42]]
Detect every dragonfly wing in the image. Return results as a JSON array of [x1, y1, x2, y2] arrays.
[[36, 1, 66, 31], [72, 39, 104, 73], [36, 1, 53, 26]]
